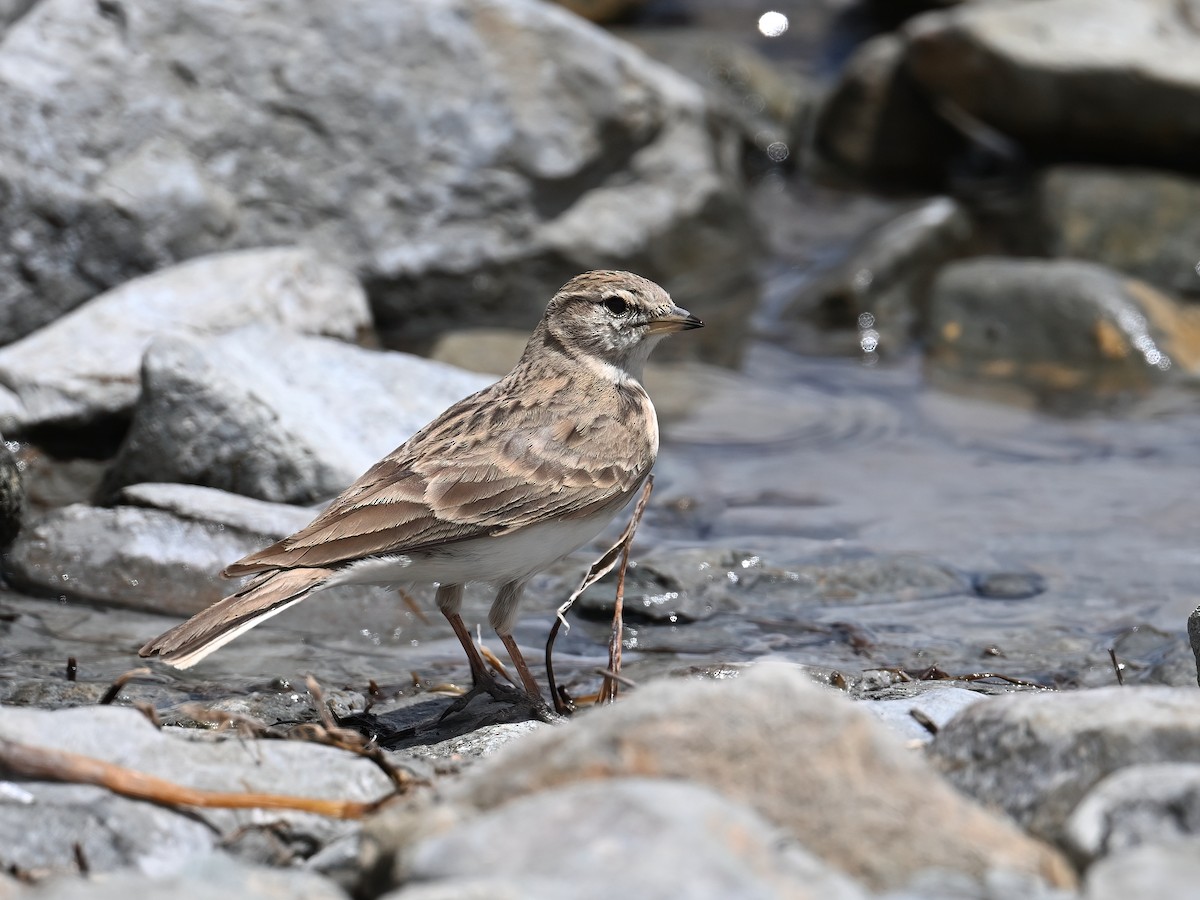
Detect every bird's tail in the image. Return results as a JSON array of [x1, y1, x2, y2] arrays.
[[138, 567, 332, 669]]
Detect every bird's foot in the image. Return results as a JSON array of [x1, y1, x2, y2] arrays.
[[438, 669, 557, 724]]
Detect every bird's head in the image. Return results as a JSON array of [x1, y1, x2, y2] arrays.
[[539, 270, 703, 379]]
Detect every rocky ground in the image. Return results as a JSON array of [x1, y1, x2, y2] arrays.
[[2, 0, 1200, 897]]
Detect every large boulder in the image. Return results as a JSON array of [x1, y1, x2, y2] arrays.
[[0, 0, 756, 358], [1036, 166, 1200, 298], [0, 248, 369, 435], [927, 258, 1200, 400], [363, 665, 1075, 892], [101, 327, 491, 504], [905, 0, 1200, 171]]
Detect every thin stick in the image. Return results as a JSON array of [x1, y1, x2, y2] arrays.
[[546, 476, 654, 713], [0, 737, 386, 819], [1108, 648, 1125, 686]]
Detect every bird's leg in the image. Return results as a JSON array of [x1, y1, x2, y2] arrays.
[[499, 632, 543, 700], [491, 582, 543, 700], [435, 584, 533, 720], [435, 583, 493, 687]]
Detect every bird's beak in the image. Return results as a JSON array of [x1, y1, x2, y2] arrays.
[[647, 304, 705, 335]]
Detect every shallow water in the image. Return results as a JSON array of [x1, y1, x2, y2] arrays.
[[5, 328, 1197, 713]]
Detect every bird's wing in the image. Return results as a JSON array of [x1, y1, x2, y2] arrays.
[[225, 383, 652, 574]]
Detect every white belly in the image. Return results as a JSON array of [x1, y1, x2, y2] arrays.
[[329, 509, 620, 589]]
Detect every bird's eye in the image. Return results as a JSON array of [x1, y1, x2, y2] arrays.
[[602, 295, 629, 316]]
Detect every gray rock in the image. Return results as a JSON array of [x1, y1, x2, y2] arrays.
[[905, 0, 1200, 171], [0, 705, 392, 881], [102, 326, 491, 503], [14, 854, 349, 899], [0, 0, 755, 356], [929, 686, 1200, 844], [406, 665, 1075, 891], [784, 197, 973, 355], [927, 258, 1199, 398], [862, 684, 987, 745], [577, 550, 967, 623], [972, 572, 1046, 601], [117, 482, 316, 539], [0, 782, 217, 879], [811, 33, 957, 186], [5, 502, 285, 615], [1037, 166, 1200, 298], [1063, 763, 1200, 864], [372, 778, 866, 900], [1083, 838, 1200, 900], [0, 248, 369, 433]]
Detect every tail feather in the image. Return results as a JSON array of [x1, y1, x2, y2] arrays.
[[139, 567, 332, 669]]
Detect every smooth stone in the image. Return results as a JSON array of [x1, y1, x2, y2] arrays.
[[386, 664, 1074, 891], [372, 778, 868, 900], [905, 0, 1200, 172], [0, 248, 368, 432], [116, 482, 316, 540], [101, 326, 490, 504], [929, 686, 1200, 844], [1063, 763, 1200, 864], [1083, 838, 1200, 900], [972, 572, 1046, 601], [1037, 166, 1200, 298], [5, 503, 269, 615], [927, 258, 1200, 398], [0, 0, 755, 359], [10, 854, 350, 899], [576, 549, 966, 623], [0, 705, 392, 881], [862, 683, 988, 745]]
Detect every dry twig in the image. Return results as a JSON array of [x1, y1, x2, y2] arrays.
[[0, 737, 386, 819], [545, 476, 653, 713]]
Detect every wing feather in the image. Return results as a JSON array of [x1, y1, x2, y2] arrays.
[[225, 375, 654, 576]]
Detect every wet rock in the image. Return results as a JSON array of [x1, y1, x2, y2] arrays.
[[929, 686, 1200, 845], [972, 571, 1046, 600], [13, 854, 350, 899], [927, 258, 1200, 398], [0, 249, 368, 433], [786, 197, 973, 355], [811, 33, 958, 186], [0, 705, 392, 880], [576, 550, 966, 623], [905, 0, 1200, 171], [375, 665, 1074, 891], [5, 502, 282, 615], [1082, 837, 1200, 900], [1037, 166, 1200, 298], [116, 483, 315, 540], [370, 778, 868, 900], [402, 721, 546, 777], [0, 434, 23, 548], [861, 683, 987, 745], [102, 327, 490, 504], [0, 0, 755, 358], [1063, 763, 1200, 864]]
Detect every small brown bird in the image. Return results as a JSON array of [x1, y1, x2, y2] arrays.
[[139, 271, 702, 700]]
